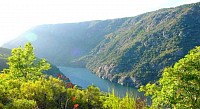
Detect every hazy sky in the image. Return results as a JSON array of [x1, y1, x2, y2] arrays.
[[0, 0, 199, 46]]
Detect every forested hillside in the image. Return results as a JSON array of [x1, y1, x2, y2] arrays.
[[3, 20, 127, 66], [0, 43, 147, 109], [0, 43, 199, 108], [83, 2, 200, 87], [140, 46, 200, 109], [3, 2, 200, 87]]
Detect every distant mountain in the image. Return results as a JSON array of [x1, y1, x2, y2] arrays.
[[3, 20, 127, 67], [83, 2, 200, 87], [0, 47, 65, 78], [3, 2, 200, 87]]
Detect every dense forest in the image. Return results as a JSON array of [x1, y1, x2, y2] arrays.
[[82, 2, 200, 87], [3, 2, 200, 88], [0, 43, 147, 109], [140, 46, 200, 109], [0, 42, 199, 108]]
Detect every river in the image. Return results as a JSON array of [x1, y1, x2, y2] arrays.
[[58, 66, 144, 98]]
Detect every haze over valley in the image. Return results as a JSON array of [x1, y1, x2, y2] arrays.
[[3, 2, 200, 87], [0, 1, 200, 109]]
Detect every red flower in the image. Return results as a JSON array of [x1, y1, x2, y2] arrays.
[[72, 97, 76, 101], [66, 82, 72, 88], [57, 74, 63, 78], [65, 77, 69, 80], [74, 104, 79, 109]]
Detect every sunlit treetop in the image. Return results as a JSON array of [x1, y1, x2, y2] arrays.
[[3, 42, 50, 80]]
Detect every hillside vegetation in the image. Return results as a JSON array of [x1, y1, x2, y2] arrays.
[[0, 43, 147, 109], [140, 46, 200, 109], [83, 2, 200, 87], [1, 43, 199, 109], [0, 47, 65, 78], [3, 20, 127, 67], [3, 2, 200, 87]]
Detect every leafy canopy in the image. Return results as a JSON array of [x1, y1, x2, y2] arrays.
[[0, 42, 147, 109], [140, 46, 200, 109], [3, 42, 50, 80]]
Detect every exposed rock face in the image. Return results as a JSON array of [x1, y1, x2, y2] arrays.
[[118, 76, 134, 86], [96, 64, 142, 88], [3, 2, 200, 88], [97, 64, 114, 80], [85, 2, 200, 88]]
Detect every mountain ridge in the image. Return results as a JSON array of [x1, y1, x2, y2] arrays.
[[84, 2, 200, 86], [3, 2, 200, 87]]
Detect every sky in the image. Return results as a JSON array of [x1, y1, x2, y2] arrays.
[[0, 0, 199, 46]]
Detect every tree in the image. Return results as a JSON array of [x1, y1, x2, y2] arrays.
[[0, 42, 148, 109], [0, 43, 68, 108], [85, 85, 102, 108], [5, 99, 37, 109], [140, 46, 200, 109], [4, 42, 50, 80]]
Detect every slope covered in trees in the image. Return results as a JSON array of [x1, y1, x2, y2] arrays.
[[1, 43, 199, 108], [3, 2, 200, 87], [3, 20, 127, 67], [140, 46, 200, 109], [81, 2, 200, 87], [0, 43, 147, 109]]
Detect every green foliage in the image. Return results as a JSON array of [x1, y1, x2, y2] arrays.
[[67, 85, 103, 109], [0, 47, 65, 79], [3, 2, 200, 88], [0, 43, 146, 109], [4, 42, 50, 80], [102, 91, 138, 109], [0, 43, 68, 108], [85, 85, 102, 108], [67, 86, 146, 109], [5, 99, 37, 109], [140, 46, 200, 109], [84, 2, 200, 87], [3, 19, 126, 67]]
